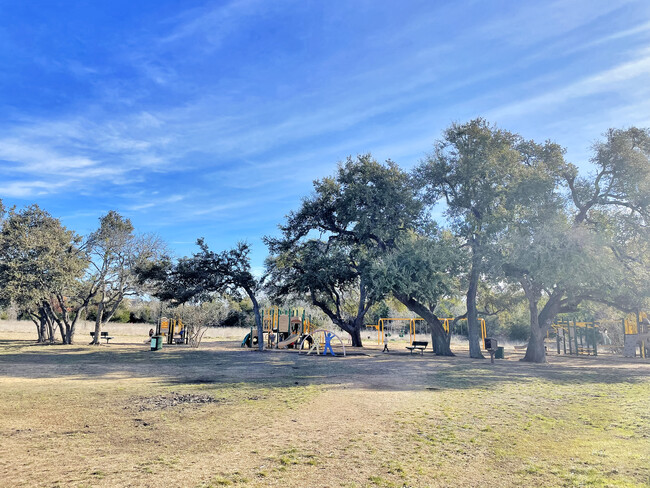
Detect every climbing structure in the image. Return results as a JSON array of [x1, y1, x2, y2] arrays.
[[623, 313, 650, 358], [242, 307, 314, 348]]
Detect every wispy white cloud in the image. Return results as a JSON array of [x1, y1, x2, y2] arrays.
[[125, 194, 185, 211], [2, 0, 649, 249], [564, 19, 650, 54], [0, 139, 97, 171], [477, 0, 630, 47], [0, 179, 73, 198], [160, 0, 264, 47], [189, 198, 266, 218], [0, 109, 177, 198], [488, 48, 650, 120]]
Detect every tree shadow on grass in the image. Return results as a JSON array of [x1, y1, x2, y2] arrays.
[[0, 339, 648, 393]]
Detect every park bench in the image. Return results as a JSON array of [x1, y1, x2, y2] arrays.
[[89, 331, 113, 344], [406, 341, 428, 355]]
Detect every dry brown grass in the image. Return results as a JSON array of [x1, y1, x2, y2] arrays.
[[0, 320, 250, 343], [0, 324, 649, 488]]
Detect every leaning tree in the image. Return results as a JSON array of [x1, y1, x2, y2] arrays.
[[369, 228, 466, 355], [266, 237, 380, 347], [138, 240, 266, 351], [265, 154, 425, 347]]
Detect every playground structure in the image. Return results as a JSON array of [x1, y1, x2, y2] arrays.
[[551, 313, 650, 358], [552, 319, 599, 356], [367, 317, 487, 347], [156, 316, 188, 345], [622, 312, 650, 358], [242, 307, 314, 349], [299, 328, 346, 356]]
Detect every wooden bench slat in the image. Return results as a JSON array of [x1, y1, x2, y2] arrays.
[[406, 341, 428, 355]]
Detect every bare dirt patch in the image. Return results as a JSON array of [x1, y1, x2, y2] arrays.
[[133, 392, 219, 411]]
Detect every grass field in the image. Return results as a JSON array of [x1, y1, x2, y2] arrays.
[[0, 324, 649, 487]]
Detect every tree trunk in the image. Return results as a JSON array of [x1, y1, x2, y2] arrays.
[[91, 300, 104, 345], [522, 290, 562, 363], [349, 325, 362, 347], [523, 324, 547, 363], [393, 292, 453, 356], [65, 325, 73, 345], [57, 321, 66, 343], [46, 315, 56, 343], [65, 306, 86, 345], [466, 249, 484, 359], [32, 316, 44, 343], [521, 291, 545, 363], [100, 294, 124, 329], [64, 314, 81, 345], [332, 320, 363, 347], [432, 330, 452, 356], [39, 312, 48, 343], [45, 303, 66, 345], [309, 291, 366, 347]]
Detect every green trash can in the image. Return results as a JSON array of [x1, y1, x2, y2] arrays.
[[151, 335, 163, 351], [495, 346, 504, 359]]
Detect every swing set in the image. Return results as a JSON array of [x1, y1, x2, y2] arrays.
[[366, 317, 487, 346]]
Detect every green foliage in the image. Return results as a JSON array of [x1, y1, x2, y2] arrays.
[[415, 119, 566, 356], [110, 303, 131, 323], [367, 301, 391, 326], [3, 126, 650, 355], [0, 205, 86, 304], [373, 229, 465, 310], [221, 310, 251, 328], [140, 241, 262, 304], [266, 154, 422, 345], [495, 127, 650, 361], [280, 154, 423, 248], [138, 240, 265, 347], [569, 128, 650, 222]]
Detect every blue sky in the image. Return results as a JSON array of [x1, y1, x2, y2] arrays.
[[1, 0, 650, 269]]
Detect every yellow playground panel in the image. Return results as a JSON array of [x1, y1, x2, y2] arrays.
[[367, 317, 487, 346], [158, 316, 187, 344], [262, 306, 277, 332], [623, 311, 648, 335], [622, 312, 649, 358]]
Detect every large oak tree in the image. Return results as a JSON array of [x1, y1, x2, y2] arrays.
[[502, 127, 650, 362], [265, 154, 424, 347]]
